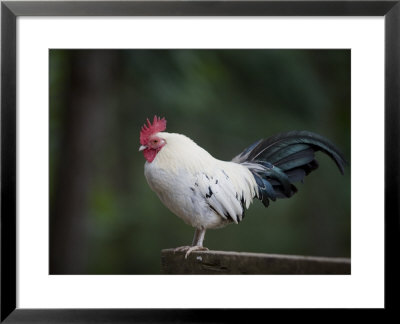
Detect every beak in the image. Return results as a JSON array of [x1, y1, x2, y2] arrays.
[[139, 145, 147, 152]]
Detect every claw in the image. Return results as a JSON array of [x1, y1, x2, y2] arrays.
[[173, 246, 192, 254], [184, 246, 209, 259], [173, 246, 209, 259]]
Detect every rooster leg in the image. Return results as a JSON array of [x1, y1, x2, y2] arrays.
[[173, 228, 209, 259], [185, 228, 209, 258], [192, 228, 206, 246]]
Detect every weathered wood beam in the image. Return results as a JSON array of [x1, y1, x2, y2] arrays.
[[161, 249, 351, 274]]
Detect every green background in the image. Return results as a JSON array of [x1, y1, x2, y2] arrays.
[[49, 49, 351, 274]]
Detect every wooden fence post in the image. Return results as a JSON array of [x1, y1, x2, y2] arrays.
[[161, 249, 350, 274]]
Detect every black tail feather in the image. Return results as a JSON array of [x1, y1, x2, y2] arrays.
[[233, 131, 346, 207]]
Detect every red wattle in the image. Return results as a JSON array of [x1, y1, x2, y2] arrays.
[[143, 148, 157, 163]]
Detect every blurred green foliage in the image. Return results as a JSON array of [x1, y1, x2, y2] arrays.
[[50, 50, 350, 274]]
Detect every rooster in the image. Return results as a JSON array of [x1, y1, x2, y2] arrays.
[[139, 116, 346, 258]]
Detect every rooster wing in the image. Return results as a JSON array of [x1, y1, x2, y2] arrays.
[[192, 168, 249, 225]]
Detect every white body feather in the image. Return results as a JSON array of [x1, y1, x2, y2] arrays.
[[144, 132, 258, 229]]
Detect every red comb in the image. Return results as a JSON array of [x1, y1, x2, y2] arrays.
[[140, 116, 167, 145]]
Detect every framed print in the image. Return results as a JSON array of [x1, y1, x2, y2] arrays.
[[1, 0, 399, 322]]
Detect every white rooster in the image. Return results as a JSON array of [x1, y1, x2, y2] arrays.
[[139, 116, 346, 258]]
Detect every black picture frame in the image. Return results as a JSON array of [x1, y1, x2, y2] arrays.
[[1, 0, 398, 321]]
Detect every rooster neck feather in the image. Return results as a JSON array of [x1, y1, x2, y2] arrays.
[[151, 132, 216, 174]]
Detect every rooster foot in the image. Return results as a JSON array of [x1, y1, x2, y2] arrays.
[[173, 245, 209, 259]]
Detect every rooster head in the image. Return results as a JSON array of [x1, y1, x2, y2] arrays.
[[139, 116, 167, 162]]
